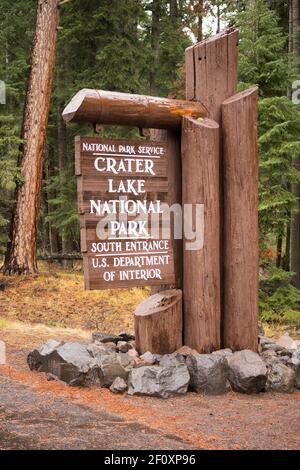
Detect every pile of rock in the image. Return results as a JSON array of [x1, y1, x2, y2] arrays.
[[259, 334, 300, 393], [27, 332, 300, 398]]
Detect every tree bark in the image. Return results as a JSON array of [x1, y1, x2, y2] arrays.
[[3, 0, 60, 274], [150, 0, 162, 95], [290, 0, 300, 287], [276, 234, 283, 268], [182, 117, 221, 353], [283, 217, 291, 271], [222, 88, 259, 352], [197, 1, 204, 42]]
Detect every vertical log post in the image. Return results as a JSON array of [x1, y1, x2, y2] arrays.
[[184, 28, 239, 352], [222, 88, 259, 351], [182, 117, 220, 352], [185, 28, 239, 122]]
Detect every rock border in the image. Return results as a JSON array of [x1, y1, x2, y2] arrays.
[[27, 332, 300, 398]]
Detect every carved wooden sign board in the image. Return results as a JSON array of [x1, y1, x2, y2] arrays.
[[75, 136, 175, 289]]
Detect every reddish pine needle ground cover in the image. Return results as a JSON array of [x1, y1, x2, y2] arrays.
[[0, 266, 300, 450]]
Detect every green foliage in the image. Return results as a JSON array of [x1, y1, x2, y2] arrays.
[[45, 171, 79, 241], [0, 114, 22, 253], [234, 0, 300, 320], [258, 96, 300, 238], [236, 0, 292, 96], [260, 265, 300, 325], [0, 0, 33, 255]]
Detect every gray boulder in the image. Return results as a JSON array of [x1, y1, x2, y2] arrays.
[[117, 341, 132, 353], [212, 349, 233, 365], [27, 339, 64, 371], [287, 351, 300, 390], [99, 352, 134, 387], [87, 341, 111, 358], [27, 339, 64, 372], [92, 332, 123, 344], [259, 336, 283, 352], [140, 351, 155, 365], [159, 353, 186, 367], [109, 377, 128, 393], [295, 365, 300, 389], [265, 362, 295, 393], [119, 332, 135, 342], [128, 363, 190, 398], [260, 349, 278, 364], [28, 341, 103, 387], [186, 354, 229, 395], [277, 334, 298, 350], [227, 350, 267, 394]]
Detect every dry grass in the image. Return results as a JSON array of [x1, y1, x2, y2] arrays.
[[0, 262, 149, 334], [263, 323, 300, 340]]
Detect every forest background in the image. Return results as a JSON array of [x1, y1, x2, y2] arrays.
[[0, 0, 300, 327]]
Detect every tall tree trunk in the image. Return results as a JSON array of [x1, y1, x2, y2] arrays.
[[46, 147, 59, 256], [276, 234, 283, 268], [283, 218, 291, 271], [58, 102, 73, 268], [216, 3, 221, 33], [169, 0, 178, 18], [3, 0, 60, 274], [197, 1, 204, 42], [150, 0, 161, 95], [290, 0, 300, 287]]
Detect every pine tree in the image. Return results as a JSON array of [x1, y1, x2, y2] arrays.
[[0, 0, 34, 258], [3, 0, 60, 274], [235, 0, 300, 315]]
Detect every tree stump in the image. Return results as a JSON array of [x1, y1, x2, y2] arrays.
[[135, 289, 182, 355]]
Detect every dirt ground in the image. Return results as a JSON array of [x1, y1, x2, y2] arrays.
[[1, 322, 300, 450]]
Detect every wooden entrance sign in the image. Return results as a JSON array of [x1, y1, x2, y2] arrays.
[[63, 28, 259, 355], [75, 136, 175, 289]]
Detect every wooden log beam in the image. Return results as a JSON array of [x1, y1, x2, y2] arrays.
[[222, 87, 259, 352], [182, 117, 221, 353], [135, 289, 182, 354], [62, 89, 207, 130]]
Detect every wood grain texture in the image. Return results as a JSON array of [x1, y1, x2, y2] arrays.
[[222, 87, 259, 352], [150, 129, 183, 290], [135, 289, 183, 354], [75, 136, 175, 289], [182, 117, 221, 353], [62, 89, 207, 129], [185, 28, 238, 122]]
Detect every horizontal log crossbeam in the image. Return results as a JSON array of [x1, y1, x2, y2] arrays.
[[62, 89, 207, 130]]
